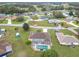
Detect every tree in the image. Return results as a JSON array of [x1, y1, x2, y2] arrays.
[[69, 11, 74, 16], [25, 40, 32, 45], [23, 23, 29, 31], [53, 11, 65, 18], [28, 6, 36, 12], [41, 8, 47, 11], [40, 49, 58, 57], [50, 5, 64, 10], [75, 10, 79, 17]]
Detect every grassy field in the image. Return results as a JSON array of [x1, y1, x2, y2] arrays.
[[0, 20, 8, 24], [74, 29, 79, 33], [60, 22, 74, 28], [12, 20, 23, 24], [29, 21, 56, 27], [12, 16, 28, 24], [73, 21, 79, 26], [0, 26, 41, 57], [60, 29, 79, 39], [29, 20, 73, 28], [48, 29, 79, 57]]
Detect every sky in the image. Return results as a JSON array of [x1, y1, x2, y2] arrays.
[[0, 0, 79, 2]]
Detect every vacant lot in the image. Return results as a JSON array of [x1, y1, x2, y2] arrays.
[[29, 21, 56, 27]]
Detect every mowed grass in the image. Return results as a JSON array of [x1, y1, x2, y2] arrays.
[[60, 22, 74, 27], [0, 26, 41, 57], [0, 20, 8, 24], [60, 29, 79, 39], [12, 20, 25, 24], [29, 21, 56, 27], [48, 29, 79, 57], [73, 21, 79, 26], [74, 29, 79, 33]]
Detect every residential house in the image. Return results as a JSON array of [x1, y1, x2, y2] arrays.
[[0, 29, 12, 57], [48, 19, 61, 24], [0, 40, 12, 57], [29, 32, 52, 51], [0, 14, 6, 20], [56, 32, 79, 45]]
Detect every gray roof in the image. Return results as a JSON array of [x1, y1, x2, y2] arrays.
[[48, 19, 61, 23], [56, 32, 79, 45]]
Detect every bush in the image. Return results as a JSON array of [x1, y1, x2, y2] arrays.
[[36, 29, 42, 32], [69, 11, 74, 16], [53, 11, 65, 18], [40, 49, 58, 57], [25, 40, 32, 45]]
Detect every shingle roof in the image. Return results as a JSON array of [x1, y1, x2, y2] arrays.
[[56, 32, 79, 45], [0, 40, 11, 54], [29, 32, 51, 45]]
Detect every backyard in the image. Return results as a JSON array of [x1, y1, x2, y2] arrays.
[[0, 26, 41, 57]]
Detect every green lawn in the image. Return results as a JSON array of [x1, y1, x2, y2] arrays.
[[1, 26, 79, 57], [60, 22, 74, 28], [48, 29, 79, 57], [74, 29, 79, 33], [12, 20, 25, 24], [0, 26, 41, 57], [29, 21, 56, 27], [60, 29, 79, 39], [0, 20, 7, 24], [12, 16, 28, 24], [73, 21, 79, 26]]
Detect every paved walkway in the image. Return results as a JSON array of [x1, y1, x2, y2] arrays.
[[67, 28, 78, 35], [43, 28, 48, 32], [0, 24, 23, 27], [69, 21, 79, 27], [7, 18, 12, 24]]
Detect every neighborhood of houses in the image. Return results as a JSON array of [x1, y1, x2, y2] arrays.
[[0, 3, 79, 57]]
